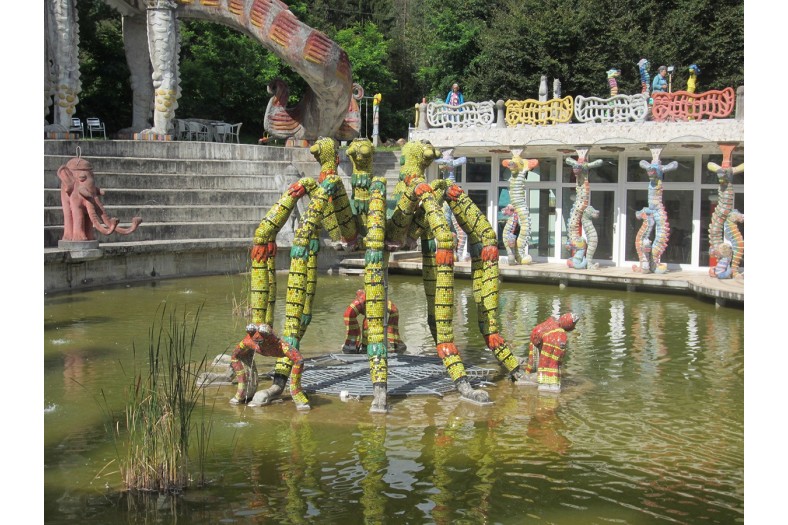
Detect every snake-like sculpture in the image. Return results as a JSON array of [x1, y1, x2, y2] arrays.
[[632, 207, 655, 273], [244, 138, 520, 412], [581, 204, 601, 264], [434, 149, 468, 261], [565, 149, 603, 269], [500, 151, 538, 265], [635, 149, 678, 273], [707, 143, 744, 277]]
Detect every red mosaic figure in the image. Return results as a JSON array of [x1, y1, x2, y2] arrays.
[[342, 289, 406, 354], [229, 323, 262, 404], [523, 313, 579, 392], [251, 323, 310, 409]]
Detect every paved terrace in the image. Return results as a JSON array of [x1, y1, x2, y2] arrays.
[[339, 253, 744, 308]]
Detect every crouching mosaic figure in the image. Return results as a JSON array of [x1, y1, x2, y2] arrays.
[[708, 243, 734, 279], [519, 313, 579, 392], [342, 289, 406, 354]]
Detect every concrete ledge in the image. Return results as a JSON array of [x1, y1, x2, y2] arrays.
[[44, 239, 343, 294], [340, 257, 744, 307]]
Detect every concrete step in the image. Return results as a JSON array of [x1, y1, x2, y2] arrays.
[[44, 156, 305, 178], [43, 171, 298, 191], [45, 220, 261, 247], [44, 205, 270, 226], [43, 188, 283, 207]]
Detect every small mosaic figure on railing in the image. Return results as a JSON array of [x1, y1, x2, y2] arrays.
[[637, 58, 651, 98], [607, 68, 620, 97], [686, 64, 700, 93]]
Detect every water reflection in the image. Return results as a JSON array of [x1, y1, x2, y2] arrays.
[[44, 274, 744, 524]]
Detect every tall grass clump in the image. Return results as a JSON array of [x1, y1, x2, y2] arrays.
[[114, 302, 213, 493]]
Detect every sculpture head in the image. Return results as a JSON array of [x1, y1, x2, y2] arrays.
[[502, 156, 538, 179], [712, 243, 733, 259], [435, 149, 467, 181], [58, 157, 100, 198], [245, 323, 258, 335], [347, 137, 374, 173], [606, 68, 620, 79], [565, 155, 603, 183], [310, 137, 339, 170], [638, 58, 649, 70], [688, 64, 701, 77], [558, 313, 580, 332], [639, 159, 679, 184]]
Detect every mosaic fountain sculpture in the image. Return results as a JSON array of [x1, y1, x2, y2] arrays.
[[342, 289, 406, 354], [565, 149, 603, 269], [633, 147, 678, 274], [244, 137, 523, 412], [500, 150, 538, 265], [707, 143, 744, 278]]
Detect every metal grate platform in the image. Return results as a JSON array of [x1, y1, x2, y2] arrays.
[[268, 353, 499, 398]]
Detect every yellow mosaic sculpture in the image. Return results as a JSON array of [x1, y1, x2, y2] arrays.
[[504, 96, 574, 126]]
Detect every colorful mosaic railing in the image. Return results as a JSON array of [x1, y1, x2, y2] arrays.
[[573, 94, 649, 123], [651, 87, 735, 122], [426, 101, 496, 128], [504, 97, 574, 126]]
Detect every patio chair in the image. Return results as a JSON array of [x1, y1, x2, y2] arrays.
[[225, 122, 242, 144], [68, 118, 84, 138], [86, 117, 106, 139], [213, 122, 231, 143], [187, 121, 209, 141]]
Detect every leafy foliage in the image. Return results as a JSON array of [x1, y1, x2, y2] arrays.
[[72, 0, 743, 141]]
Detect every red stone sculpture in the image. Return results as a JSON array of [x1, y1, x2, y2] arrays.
[[57, 157, 142, 242]]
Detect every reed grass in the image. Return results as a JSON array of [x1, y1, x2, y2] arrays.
[[108, 302, 213, 493]]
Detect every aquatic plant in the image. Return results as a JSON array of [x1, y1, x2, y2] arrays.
[[106, 303, 213, 493]]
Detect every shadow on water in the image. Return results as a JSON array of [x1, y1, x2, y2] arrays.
[[44, 273, 744, 524]]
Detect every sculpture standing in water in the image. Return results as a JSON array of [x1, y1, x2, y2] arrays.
[[242, 138, 521, 412], [521, 313, 580, 392]]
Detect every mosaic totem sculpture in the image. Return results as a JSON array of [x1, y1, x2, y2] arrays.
[[500, 151, 538, 264], [522, 313, 579, 392], [634, 147, 678, 274], [637, 58, 651, 98], [501, 204, 518, 263], [707, 143, 744, 278], [606, 68, 620, 97], [565, 149, 603, 269]]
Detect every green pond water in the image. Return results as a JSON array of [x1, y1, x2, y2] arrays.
[[44, 272, 743, 524]]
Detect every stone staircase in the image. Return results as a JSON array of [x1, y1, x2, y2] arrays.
[[43, 140, 402, 293]]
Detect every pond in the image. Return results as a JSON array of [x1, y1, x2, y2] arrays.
[[44, 272, 743, 524]]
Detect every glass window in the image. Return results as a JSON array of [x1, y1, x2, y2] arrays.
[[497, 188, 556, 257], [464, 157, 492, 183], [562, 156, 618, 183], [466, 189, 488, 214], [625, 189, 693, 265], [701, 152, 745, 185], [561, 188, 614, 261], [626, 156, 695, 183]]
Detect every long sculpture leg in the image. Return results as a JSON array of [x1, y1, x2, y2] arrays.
[[447, 186, 522, 381], [417, 183, 491, 403], [364, 175, 390, 413]]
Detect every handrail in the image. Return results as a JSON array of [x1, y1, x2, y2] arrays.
[[426, 100, 496, 128], [651, 88, 736, 121], [574, 94, 649, 123], [504, 97, 574, 126]]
